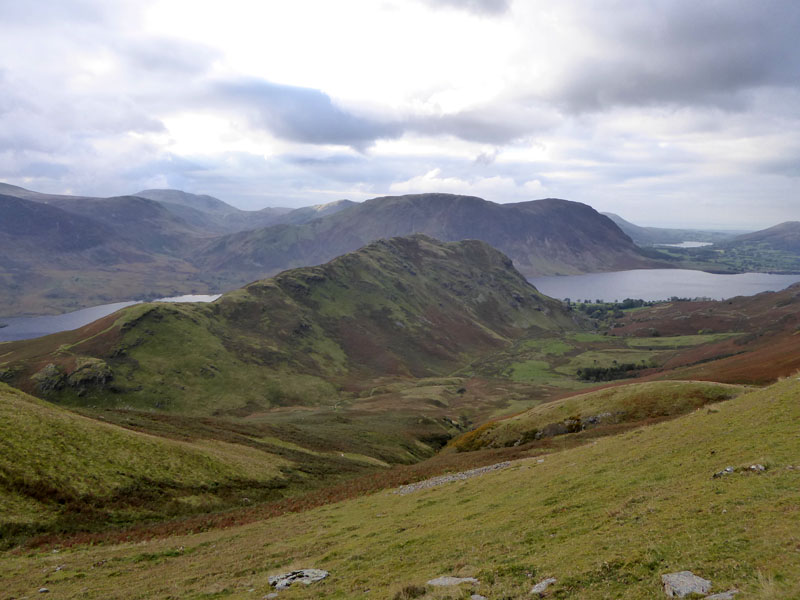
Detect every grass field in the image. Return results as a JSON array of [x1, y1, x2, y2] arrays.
[[2, 376, 798, 598]]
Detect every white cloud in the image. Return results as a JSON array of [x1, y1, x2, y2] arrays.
[[389, 168, 547, 201], [0, 0, 799, 227]]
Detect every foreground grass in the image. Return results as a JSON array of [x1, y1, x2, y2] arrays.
[[3, 376, 799, 598], [0, 383, 295, 542]]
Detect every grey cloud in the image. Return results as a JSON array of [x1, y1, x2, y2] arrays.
[[552, 0, 800, 112], [413, 103, 557, 144], [209, 77, 561, 148], [422, 0, 511, 16], [212, 79, 402, 148], [474, 149, 499, 166], [414, 111, 526, 144]]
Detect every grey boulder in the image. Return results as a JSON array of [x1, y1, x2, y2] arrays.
[[531, 577, 557, 595], [661, 571, 712, 597], [426, 576, 479, 586], [268, 569, 329, 590], [707, 590, 739, 600]]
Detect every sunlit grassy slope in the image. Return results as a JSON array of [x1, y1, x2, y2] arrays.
[[451, 380, 747, 451], [0, 382, 391, 543], [3, 376, 799, 598]]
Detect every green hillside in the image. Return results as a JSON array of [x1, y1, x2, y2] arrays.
[[3, 374, 798, 598], [450, 380, 746, 451], [1, 235, 577, 414], [0, 382, 290, 542]]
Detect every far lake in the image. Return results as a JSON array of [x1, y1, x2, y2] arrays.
[[529, 269, 800, 303], [0, 294, 220, 342]]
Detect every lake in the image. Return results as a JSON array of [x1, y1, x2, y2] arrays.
[[0, 294, 220, 342], [529, 269, 800, 303], [654, 241, 713, 248]]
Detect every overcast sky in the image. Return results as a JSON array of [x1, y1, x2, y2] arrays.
[[1, 0, 798, 227]]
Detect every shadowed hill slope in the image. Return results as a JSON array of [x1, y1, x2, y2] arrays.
[[726, 221, 800, 252], [0, 235, 579, 414], [198, 194, 662, 287], [134, 188, 294, 234], [0, 194, 211, 317]]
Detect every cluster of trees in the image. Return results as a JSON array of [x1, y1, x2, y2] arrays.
[[576, 361, 650, 382], [563, 298, 658, 320]]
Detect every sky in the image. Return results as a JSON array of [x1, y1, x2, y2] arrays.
[[0, 0, 798, 228]]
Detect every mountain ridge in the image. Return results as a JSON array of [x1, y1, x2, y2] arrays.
[[0, 234, 579, 413], [197, 193, 662, 286]]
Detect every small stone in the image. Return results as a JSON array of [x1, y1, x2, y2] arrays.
[[707, 590, 740, 600], [713, 466, 735, 478], [530, 577, 556, 595], [268, 569, 329, 590], [263, 594, 279, 599], [426, 576, 479, 586], [471, 595, 488, 600], [661, 571, 712, 597], [39, 588, 50, 594], [749, 464, 766, 472]]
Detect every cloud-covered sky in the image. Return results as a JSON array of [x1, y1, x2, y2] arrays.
[[1, 0, 798, 227]]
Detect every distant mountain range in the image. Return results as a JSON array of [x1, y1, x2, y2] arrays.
[[196, 194, 660, 290], [1, 182, 796, 317], [0, 184, 662, 316]]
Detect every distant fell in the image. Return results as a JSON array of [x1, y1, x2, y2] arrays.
[[199, 193, 662, 289], [135, 188, 244, 215], [727, 220, 800, 252], [277, 198, 358, 225], [602, 212, 736, 245], [0, 194, 209, 317], [135, 188, 293, 234]]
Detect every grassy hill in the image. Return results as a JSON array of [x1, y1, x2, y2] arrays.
[[0, 235, 576, 414], [2, 374, 798, 598], [450, 380, 746, 451], [0, 382, 288, 542]]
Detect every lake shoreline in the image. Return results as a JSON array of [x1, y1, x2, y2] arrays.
[[0, 295, 221, 343]]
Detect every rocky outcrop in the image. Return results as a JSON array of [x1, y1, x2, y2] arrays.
[[661, 571, 712, 597], [531, 577, 557, 596], [33, 358, 112, 395], [426, 576, 479, 586], [268, 569, 328, 590]]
